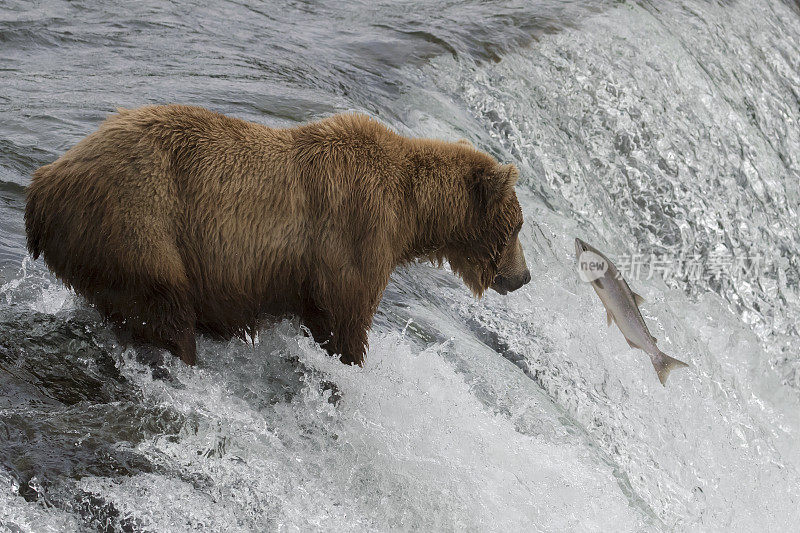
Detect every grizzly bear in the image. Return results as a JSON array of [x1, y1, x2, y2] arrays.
[[25, 105, 530, 366]]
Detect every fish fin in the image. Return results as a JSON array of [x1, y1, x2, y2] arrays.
[[633, 292, 645, 307], [625, 338, 640, 350], [652, 352, 689, 386], [606, 309, 614, 327]]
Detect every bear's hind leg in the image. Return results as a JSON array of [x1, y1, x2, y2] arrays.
[[137, 287, 197, 365], [96, 277, 198, 366], [155, 312, 197, 366], [127, 317, 196, 367], [128, 303, 196, 365]]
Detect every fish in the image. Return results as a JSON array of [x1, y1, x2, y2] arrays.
[[575, 237, 689, 386]]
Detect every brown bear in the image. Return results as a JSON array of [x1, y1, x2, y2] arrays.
[[25, 105, 530, 366]]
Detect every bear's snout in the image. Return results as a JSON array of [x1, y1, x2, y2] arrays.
[[491, 236, 530, 295], [491, 268, 531, 295]]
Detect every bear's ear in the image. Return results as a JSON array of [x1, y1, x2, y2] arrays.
[[498, 163, 519, 188], [472, 163, 519, 209], [457, 138, 475, 148]]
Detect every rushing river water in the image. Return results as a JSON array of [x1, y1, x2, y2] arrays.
[[2, 0, 800, 531]]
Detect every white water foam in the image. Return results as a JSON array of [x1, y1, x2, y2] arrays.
[[71, 325, 653, 531]]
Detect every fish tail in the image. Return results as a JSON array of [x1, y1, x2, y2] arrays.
[[652, 351, 689, 386]]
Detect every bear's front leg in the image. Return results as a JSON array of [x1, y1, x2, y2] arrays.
[[300, 289, 375, 366], [330, 316, 370, 366]]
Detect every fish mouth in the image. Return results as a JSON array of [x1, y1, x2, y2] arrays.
[[575, 237, 588, 257]]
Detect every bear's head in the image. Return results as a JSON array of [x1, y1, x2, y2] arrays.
[[442, 151, 531, 297]]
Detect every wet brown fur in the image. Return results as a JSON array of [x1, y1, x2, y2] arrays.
[[25, 105, 525, 366]]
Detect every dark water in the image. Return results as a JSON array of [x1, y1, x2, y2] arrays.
[[2, 0, 800, 531]]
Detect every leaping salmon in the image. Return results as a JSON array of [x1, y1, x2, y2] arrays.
[[575, 237, 689, 386]]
